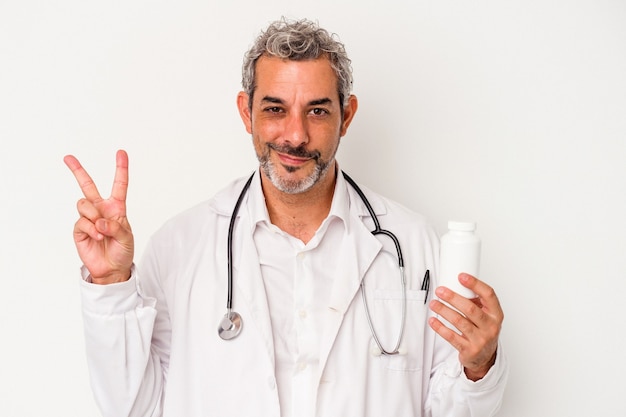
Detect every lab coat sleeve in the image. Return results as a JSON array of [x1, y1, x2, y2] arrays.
[[426, 336, 508, 417], [80, 265, 165, 417]]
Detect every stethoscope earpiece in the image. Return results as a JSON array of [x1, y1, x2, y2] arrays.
[[218, 311, 243, 340]]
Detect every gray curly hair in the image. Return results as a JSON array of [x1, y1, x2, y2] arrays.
[[241, 18, 353, 110]]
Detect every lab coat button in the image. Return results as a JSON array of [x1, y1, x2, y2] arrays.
[[267, 376, 276, 390]]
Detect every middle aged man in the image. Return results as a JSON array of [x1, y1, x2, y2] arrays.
[[65, 18, 507, 417]]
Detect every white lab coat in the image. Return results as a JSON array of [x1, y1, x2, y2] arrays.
[[80, 171, 507, 417]]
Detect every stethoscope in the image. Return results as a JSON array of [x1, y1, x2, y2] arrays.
[[217, 171, 407, 356]]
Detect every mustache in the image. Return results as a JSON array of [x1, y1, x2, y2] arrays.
[[268, 143, 321, 160]]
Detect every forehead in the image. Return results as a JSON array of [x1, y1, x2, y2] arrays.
[[254, 55, 339, 101]]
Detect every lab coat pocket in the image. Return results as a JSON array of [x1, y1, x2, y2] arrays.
[[372, 288, 428, 372]]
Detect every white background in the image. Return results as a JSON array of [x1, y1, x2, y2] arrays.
[[1, 1, 625, 416]]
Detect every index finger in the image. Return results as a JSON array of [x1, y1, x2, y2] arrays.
[[63, 154, 103, 202], [110, 149, 129, 202]]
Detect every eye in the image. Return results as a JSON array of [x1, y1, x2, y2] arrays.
[[310, 108, 329, 116], [264, 106, 283, 114]]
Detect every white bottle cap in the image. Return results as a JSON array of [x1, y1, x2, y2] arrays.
[[447, 221, 476, 232]]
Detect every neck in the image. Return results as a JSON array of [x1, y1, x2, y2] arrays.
[[261, 164, 337, 244]]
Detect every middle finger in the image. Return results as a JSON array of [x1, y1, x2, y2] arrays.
[[430, 298, 477, 336]]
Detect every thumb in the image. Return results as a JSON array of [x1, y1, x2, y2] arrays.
[[95, 218, 133, 244]]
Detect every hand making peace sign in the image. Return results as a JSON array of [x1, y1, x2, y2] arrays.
[[64, 150, 134, 285]]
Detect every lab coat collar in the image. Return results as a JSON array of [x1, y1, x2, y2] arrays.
[[208, 170, 258, 218]]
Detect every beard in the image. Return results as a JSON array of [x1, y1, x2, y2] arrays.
[[257, 142, 336, 194]]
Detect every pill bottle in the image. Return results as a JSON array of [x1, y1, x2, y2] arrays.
[[439, 221, 481, 299]]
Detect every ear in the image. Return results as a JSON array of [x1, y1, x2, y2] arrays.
[[237, 91, 252, 134], [340, 95, 358, 137]]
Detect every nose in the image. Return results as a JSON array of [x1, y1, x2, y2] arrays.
[[283, 112, 309, 146]]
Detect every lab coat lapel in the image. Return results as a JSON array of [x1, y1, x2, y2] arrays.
[[316, 214, 382, 382], [232, 214, 275, 368]]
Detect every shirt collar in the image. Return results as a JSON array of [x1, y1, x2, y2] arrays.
[[245, 167, 352, 235]]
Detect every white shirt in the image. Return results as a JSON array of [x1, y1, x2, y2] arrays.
[[250, 175, 350, 417]]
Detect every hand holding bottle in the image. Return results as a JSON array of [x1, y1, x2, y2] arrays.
[[430, 221, 502, 381]]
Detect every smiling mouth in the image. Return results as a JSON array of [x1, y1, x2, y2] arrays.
[[278, 152, 309, 166], [268, 143, 320, 167]]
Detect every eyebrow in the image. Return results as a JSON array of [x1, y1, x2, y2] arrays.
[[260, 96, 334, 106]]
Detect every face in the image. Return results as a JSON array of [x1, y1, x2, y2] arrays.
[[237, 56, 357, 194]]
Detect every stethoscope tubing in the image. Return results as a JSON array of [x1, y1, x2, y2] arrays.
[[220, 170, 407, 355], [226, 173, 255, 312], [341, 172, 404, 268]]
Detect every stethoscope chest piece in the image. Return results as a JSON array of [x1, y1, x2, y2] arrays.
[[218, 311, 243, 340]]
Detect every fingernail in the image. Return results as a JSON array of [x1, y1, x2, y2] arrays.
[[96, 219, 107, 232]]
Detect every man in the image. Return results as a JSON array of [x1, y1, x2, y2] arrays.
[[65, 18, 507, 417]]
